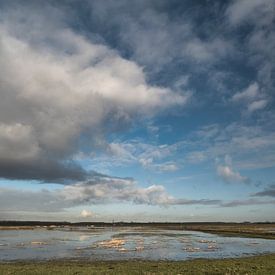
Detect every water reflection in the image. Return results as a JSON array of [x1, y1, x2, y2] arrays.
[[1, 227, 275, 261]]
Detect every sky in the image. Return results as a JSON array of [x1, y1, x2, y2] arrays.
[[0, 0, 275, 222]]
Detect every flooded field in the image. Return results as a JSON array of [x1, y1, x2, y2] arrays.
[[1, 227, 275, 261]]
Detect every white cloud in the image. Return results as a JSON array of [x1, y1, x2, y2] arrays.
[[87, 1, 233, 71], [217, 165, 249, 183], [185, 121, 275, 170], [90, 140, 180, 173], [0, 172, 225, 213], [231, 82, 268, 114], [226, 0, 274, 26], [227, 0, 275, 91], [108, 143, 135, 161], [60, 178, 174, 206], [139, 158, 153, 167], [173, 75, 190, 90], [186, 151, 206, 164], [232, 82, 259, 102], [195, 124, 220, 139], [0, 176, 175, 211], [185, 38, 233, 63], [80, 209, 93, 218], [0, 175, 178, 212], [155, 163, 178, 172], [247, 99, 268, 113]]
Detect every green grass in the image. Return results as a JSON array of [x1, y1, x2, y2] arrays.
[[1, 254, 275, 274]]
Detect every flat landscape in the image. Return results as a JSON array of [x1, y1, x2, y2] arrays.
[[1, 223, 275, 274], [1, 254, 275, 275], [1, 0, 275, 274]]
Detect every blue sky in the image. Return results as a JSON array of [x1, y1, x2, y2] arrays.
[[0, 0, 275, 222]]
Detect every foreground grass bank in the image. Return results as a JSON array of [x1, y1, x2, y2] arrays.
[[1, 254, 275, 275]]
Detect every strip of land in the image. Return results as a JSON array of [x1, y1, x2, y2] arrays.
[[1, 222, 275, 274], [166, 223, 275, 240], [0, 254, 275, 274], [1, 221, 275, 239]]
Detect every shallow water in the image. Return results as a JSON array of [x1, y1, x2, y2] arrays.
[[1, 227, 275, 261]]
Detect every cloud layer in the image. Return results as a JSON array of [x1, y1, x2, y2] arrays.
[[0, 6, 187, 182], [0, 1, 274, 220]]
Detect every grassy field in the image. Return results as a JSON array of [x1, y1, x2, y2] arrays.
[[1, 254, 275, 275]]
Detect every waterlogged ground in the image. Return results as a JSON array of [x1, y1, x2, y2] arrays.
[[1, 227, 275, 261]]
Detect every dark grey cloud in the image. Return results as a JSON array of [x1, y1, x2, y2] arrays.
[[171, 199, 222, 206], [221, 198, 275, 207], [252, 184, 275, 197], [0, 159, 87, 183]]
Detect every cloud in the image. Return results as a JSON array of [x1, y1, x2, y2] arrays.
[[154, 162, 178, 172], [227, 0, 275, 91], [185, 121, 275, 170], [221, 198, 275, 207], [185, 38, 233, 63], [231, 83, 259, 102], [0, 5, 187, 182], [0, 173, 220, 212], [94, 140, 180, 172], [226, 0, 274, 26], [139, 158, 179, 172], [87, 1, 191, 69], [80, 209, 93, 218], [0, 176, 171, 213], [0, 158, 88, 183], [217, 165, 249, 184], [252, 184, 275, 197], [172, 199, 222, 206], [231, 82, 268, 114], [195, 124, 220, 140], [91, 117, 275, 174], [247, 99, 268, 113], [0, 168, 227, 213], [108, 143, 135, 162], [1, 173, 274, 214], [86, 0, 233, 72], [0, 187, 66, 212], [186, 151, 206, 164], [60, 179, 174, 206]]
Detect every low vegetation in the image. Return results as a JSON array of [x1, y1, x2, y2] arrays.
[[1, 222, 275, 239], [1, 254, 275, 275]]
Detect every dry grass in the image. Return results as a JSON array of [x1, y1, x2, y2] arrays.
[[1, 254, 275, 274]]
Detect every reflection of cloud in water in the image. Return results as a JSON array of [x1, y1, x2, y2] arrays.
[[31, 241, 48, 245], [79, 235, 90, 242], [1, 227, 275, 261], [96, 238, 126, 249]]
